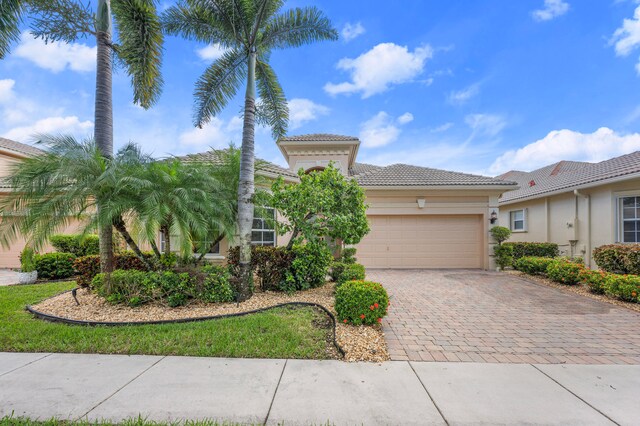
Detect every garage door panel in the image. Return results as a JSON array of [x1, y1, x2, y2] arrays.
[[357, 215, 483, 269]]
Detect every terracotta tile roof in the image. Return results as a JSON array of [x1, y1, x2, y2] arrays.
[[178, 149, 299, 179], [279, 133, 359, 142], [498, 152, 640, 203], [0, 137, 45, 157], [348, 162, 382, 177], [354, 163, 517, 187]]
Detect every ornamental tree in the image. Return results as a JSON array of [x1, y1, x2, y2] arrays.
[[270, 164, 369, 250]]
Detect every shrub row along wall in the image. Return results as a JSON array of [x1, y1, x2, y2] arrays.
[[503, 242, 559, 260], [592, 244, 640, 275]]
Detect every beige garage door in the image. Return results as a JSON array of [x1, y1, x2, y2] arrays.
[[356, 215, 483, 269]]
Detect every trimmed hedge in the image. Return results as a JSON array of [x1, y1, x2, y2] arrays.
[[545, 258, 583, 285], [227, 246, 294, 291], [603, 273, 640, 303], [74, 252, 150, 287], [34, 252, 76, 279], [50, 234, 100, 257], [579, 269, 607, 294], [514, 256, 556, 275], [335, 280, 389, 325], [281, 243, 333, 292], [92, 266, 234, 307], [336, 263, 366, 287], [592, 244, 640, 275], [503, 242, 559, 260]]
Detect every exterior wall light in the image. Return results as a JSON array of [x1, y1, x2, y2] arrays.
[[489, 210, 498, 224], [417, 198, 426, 209]]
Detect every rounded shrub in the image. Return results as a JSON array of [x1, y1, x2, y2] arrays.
[[490, 226, 512, 244], [579, 269, 608, 294], [281, 242, 333, 292], [493, 244, 513, 269], [330, 261, 347, 282], [199, 265, 234, 303], [34, 252, 77, 279], [336, 263, 365, 287], [335, 280, 389, 326], [514, 256, 556, 275], [546, 258, 583, 285], [603, 274, 640, 303]]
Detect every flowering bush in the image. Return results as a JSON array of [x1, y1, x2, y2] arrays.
[[335, 280, 389, 326], [514, 256, 556, 275], [592, 244, 640, 274], [603, 274, 640, 303], [34, 252, 77, 279], [545, 258, 583, 285], [578, 269, 608, 294]]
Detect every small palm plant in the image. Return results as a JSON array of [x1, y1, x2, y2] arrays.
[[162, 0, 338, 300]]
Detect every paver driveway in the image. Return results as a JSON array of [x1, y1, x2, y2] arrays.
[[368, 270, 640, 364]]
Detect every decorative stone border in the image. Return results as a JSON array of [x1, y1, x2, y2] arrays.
[[26, 289, 345, 358]]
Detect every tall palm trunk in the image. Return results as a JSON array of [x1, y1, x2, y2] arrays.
[[95, 0, 114, 273], [236, 48, 257, 301]]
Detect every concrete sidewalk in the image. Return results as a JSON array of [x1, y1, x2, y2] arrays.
[[1, 353, 638, 425]]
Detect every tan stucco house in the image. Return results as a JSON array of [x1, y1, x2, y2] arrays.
[[497, 151, 640, 267], [0, 134, 518, 270]]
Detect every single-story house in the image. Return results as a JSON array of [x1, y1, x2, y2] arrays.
[[185, 134, 517, 270], [0, 134, 518, 270], [496, 151, 640, 267]]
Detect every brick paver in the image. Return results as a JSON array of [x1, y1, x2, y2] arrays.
[[369, 270, 640, 364]]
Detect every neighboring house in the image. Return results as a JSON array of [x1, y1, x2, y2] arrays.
[[496, 151, 640, 267], [186, 134, 517, 269], [0, 137, 81, 268]]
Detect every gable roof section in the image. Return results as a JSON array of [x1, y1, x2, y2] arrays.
[[0, 137, 45, 157], [354, 163, 517, 188], [499, 152, 640, 204], [178, 150, 299, 180], [348, 162, 382, 177]]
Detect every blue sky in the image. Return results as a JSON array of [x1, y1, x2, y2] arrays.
[[2, 0, 640, 176]]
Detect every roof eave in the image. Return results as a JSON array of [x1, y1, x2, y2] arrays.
[[361, 184, 519, 191], [499, 171, 640, 205]]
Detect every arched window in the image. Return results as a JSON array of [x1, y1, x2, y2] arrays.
[[305, 166, 325, 174]]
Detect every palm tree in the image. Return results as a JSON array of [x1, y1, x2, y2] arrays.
[[162, 0, 337, 300], [0, 0, 164, 273]]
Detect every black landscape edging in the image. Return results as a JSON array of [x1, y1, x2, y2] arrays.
[[25, 291, 345, 358]]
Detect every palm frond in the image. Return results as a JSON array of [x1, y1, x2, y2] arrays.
[[255, 58, 287, 139], [112, 0, 164, 109], [193, 47, 247, 127], [260, 6, 338, 50], [0, 0, 25, 59], [161, 0, 236, 46], [27, 0, 95, 43]]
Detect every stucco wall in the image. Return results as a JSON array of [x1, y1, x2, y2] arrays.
[[499, 177, 640, 267]]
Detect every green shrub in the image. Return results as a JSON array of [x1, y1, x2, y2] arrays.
[[494, 244, 513, 269], [579, 269, 608, 294], [19, 247, 36, 273], [199, 265, 234, 303], [330, 261, 346, 282], [49, 234, 100, 257], [34, 252, 76, 279], [74, 252, 150, 287], [281, 242, 333, 292], [545, 258, 583, 285], [335, 280, 389, 325], [503, 242, 559, 260], [227, 246, 295, 291], [336, 263, 365, 287], [92, 269, 154, 306], [592, 244, 640, 274], [514, 256, 556, 275], [603, 273, 640, 303], [490, 226, 511, 244], [340, 248, 357, 264]]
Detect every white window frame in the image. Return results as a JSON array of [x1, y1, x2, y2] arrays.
[[509, 209, 527, 232], [251, 207, 276, 246], [617, 194, 640, 243]]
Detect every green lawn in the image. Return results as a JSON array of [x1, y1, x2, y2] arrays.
[[0, 282, 335, 359]]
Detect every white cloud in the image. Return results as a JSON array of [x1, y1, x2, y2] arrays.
[[431, 122, 454, 133], [226, 116, 243, 132], [0, 79, 16, 103], [341, 22, 365, 42], [13, 32, 96, 73], [397, 112, 414, 125], [287, 98, 330, 129], [489, 127, 640, 174], [448, 83, 480, 105], [359, 111, 413, 148], [3, 116, 93, 142], [465, 113, 507, 137], [531, 0, 570, 22], [178, 118, 234, 147], [324, 43, 433, 98], [196, 43, 226, 61], [611, 6, 640, 74]]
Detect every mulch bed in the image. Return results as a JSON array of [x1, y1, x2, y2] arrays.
[[507, 270, 640, 314], [30, 282, 390, 363]]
